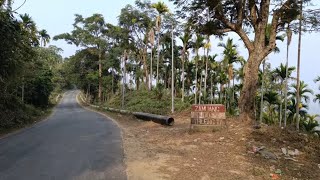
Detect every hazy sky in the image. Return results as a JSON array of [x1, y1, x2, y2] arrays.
[[14, 0, 320, 114]]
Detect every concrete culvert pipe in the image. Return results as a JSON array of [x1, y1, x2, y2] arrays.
[[132, 112, 174, 126]]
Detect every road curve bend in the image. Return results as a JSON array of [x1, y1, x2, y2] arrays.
[[0, 90, 126, 180]]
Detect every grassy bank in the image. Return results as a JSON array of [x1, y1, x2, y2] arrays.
[[0, 90, 64, 136], [99, 88, 191, 115]]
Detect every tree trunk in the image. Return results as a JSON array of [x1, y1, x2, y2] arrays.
[[194, 49, 199, 104], [239, 53, 263, 121], [122, 52, 127, 109], [142, 47, 149, 89], [296, 1, 303, 131], [284, 37, 290, 128], [21, 77, 24, 103], [181, 47, 185, 102], [204, 48, 208, 102], [211, 75, 213, 104], [156, 26, 161, 85], [279, 80, 283, 127], [259, 59, 266, 124], [171, 29, 175, 113], [199, 74, 202, 104], [150, 45, 153, 90], [232, 76, 235, 109], [98, 51, 102, 103], [227, 79, 231, 112]]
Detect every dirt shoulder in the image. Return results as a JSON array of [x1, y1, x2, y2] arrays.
[[82, 101, 320, 180]]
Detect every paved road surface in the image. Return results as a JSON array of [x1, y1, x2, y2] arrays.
[[0, 91, 126, 180]]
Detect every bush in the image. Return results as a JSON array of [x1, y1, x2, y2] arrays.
[[0, 93, 43, 132], [104, 88, 191, 115]]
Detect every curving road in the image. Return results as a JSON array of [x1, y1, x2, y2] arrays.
[[0, 91, 126, 180]]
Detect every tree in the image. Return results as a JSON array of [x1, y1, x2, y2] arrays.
[[203, 36, 211, 102], [295, 0, 303, 131], [119, 2, 155, 90], [171, 0, 318, 121], [289, 81, 313, 104], [284, 25, 293, 127], [54, 14, 108, 102], [314, 94, 320, 104], [19, 13, 38, 46], [302, 114, 319, 135], [192, 34, 205, 104], [218, 38, 240, 110], [179, 27, 192, 102], [313, 76, 320, 105], [38, 29, 50, 47], [263, 91, 279, 124], [152, 1, 169, 85], [273, 63, 295, 127]]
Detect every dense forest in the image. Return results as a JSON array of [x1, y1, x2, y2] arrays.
[[0, 1, 70, 132], [1, 0, 320, 135]]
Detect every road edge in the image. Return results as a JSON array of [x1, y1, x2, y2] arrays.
[[76, 92, 129, 180], [0, 92, 67, 140]]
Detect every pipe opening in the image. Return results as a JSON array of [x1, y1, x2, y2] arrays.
[[167, 118, 174, 126]]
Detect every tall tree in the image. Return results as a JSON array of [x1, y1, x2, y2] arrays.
[[284, 25, 293, 127], [218, 38, 240, 110], [179, 27, 192, 102], [119, 3, 155, 90], [171, 0, 319, 121], [295, 1, 303, 130], [289, 81, 313, 125], [152, 1, 169, 85], [38, 29, 50, 47], [192, 34, 205, 104], [54, 14, 108, 102], [203, 36, 211, 102], [273, 63, 295, 126]]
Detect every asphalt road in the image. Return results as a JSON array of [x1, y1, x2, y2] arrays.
[[0, 91, 126, 180]]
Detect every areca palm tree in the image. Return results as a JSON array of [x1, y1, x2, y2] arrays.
[[273, 63, 295, 127], [19, 13, 38, 46], [218, 38, 240, 110], [289, 81, 314, 104], [203, 36, 211, 101], [314, 94, 320, 104], [263, 91, 279, 124], [284, 25, 293, 127], [192, 34, 205, 104], [259, 24, 284, 125], [179, 29, 192, 102], [287, 98, 308, 125], [302, 114, 319, 134], [152, 1, 169, 85], [38, 29, 50, 47], [313, 76, 320, 105]]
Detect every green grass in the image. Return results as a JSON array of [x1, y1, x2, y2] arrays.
[[103, 89, 191, 115]]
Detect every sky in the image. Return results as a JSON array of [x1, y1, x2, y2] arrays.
[[13, 0, 320, 115]]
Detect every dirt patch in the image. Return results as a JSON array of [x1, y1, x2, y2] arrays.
[[88, 105, 320, 180], [248, 126, 320, 180], [101, 111, 254, 180]]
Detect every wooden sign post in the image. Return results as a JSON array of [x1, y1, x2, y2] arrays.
[[190, 104, 226, 132]]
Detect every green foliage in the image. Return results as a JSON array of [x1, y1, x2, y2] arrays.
[[0, 8, 64, 131], [0, 91, 50, 132], [24, 69, 54, 107], [301, 115, 320, 134], [105, 87, 190, 115]]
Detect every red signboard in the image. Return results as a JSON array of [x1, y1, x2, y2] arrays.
[[191, 104, 226, 127], [191, 104, 226, 112]]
